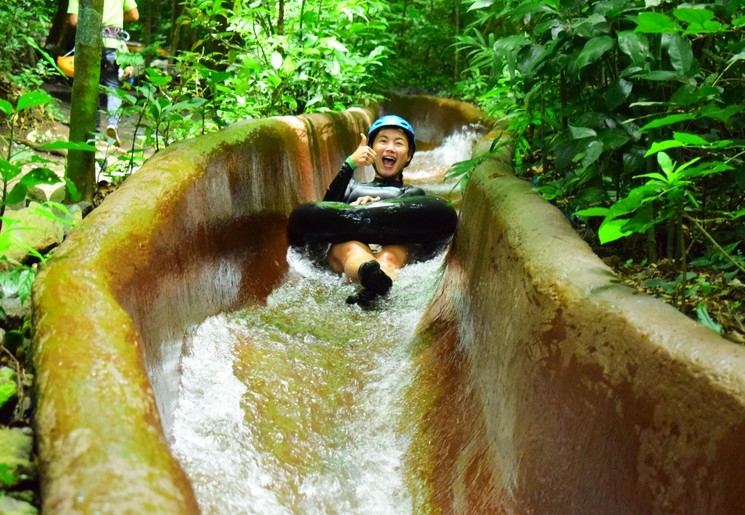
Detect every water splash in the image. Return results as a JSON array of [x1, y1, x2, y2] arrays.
[[169, 126, 480, 513]]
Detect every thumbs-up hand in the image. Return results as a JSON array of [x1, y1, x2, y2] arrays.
[[348, 133, 375, 169]]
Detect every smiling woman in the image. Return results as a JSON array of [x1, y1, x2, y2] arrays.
[[317, 115, 445, 306]]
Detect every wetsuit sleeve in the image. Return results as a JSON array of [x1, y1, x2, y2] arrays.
[[323, 161, 355, 202]]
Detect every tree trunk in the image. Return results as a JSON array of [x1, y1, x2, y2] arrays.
[[278, 0, 285, 36], [170, 0, 195, 54], [65, 0, 103, 203], [45, 0, 75, 55]]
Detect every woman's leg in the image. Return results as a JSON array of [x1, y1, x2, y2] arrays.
[[375, 244, 409, 277], [327, 241, 376, 281]]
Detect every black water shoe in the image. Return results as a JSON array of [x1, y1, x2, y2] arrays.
[[357, 260, 392, 295], [346, 288, 379, 308]]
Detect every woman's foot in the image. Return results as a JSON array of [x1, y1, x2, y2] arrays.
[[357, 260, 392, 295]]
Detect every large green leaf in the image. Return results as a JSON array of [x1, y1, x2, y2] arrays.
[[604, 78, 633, 110], [569, 36, 615, 77], [617, 30, 650, 66], [673, 8, 725, 34], [699, 103, 742, 122], [38, 141, 98, 152], [569, 125, 597, 139], [16, 90, 54, 112], [640, 113, 695, 132], [0, 99, 12, 116], [635, 12, 681, 33], [598, 218, 635, 244], [664, 34, 694, 76], [19, 168, 62, 188]]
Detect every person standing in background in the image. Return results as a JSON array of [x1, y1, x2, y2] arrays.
[[67, 0, 139, 147]]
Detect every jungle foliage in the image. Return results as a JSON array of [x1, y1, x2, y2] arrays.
[[0, 0, 743, 334], [453, 0, 744, 330]]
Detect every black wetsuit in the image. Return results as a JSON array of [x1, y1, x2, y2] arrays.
[[323, 162, 425, 203]]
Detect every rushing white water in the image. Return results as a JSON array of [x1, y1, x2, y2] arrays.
[[169, 128, 481, 514]]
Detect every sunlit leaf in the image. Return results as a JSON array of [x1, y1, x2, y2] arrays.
[[699, 103, 742, 122], [574, 207, 610, 217], [673, 132, 709, 146], [617, 31, 650, 65], [598, 218, 635, 244], [646, 140, 685, 156], [0, 99, 12, 116], [468, 0, 495, 10], [19, 168, 62, 187], [673, 8, 725, 34], [640, 113, 695, 132], [569, 125, 597, 139], [38, 141, 97, 152], [635, 12, 681, 33], [16, 90, 53, 112]]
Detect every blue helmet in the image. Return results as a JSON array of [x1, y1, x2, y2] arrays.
[[367, 115, 416, 162]]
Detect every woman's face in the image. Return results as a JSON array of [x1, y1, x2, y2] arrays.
[[372, 128, 411, 178]]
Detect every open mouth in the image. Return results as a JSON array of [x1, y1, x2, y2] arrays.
[[381, 155, 398, 169]]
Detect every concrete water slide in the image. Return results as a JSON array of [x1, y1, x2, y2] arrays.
[[32, 94, 745, 513]]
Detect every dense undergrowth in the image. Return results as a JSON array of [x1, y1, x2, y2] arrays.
[[451, 0, 744, 342]]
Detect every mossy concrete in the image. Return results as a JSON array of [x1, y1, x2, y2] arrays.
[[408, 132, 745, 512]]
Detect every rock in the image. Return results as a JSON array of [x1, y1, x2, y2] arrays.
[[0, 297, 26, 326], [0, 495, 38, 515], [48, 185, 66, 204], [25, 187, 48, 205], [0, 427, 37, 489], [0, 201, 83, 270]]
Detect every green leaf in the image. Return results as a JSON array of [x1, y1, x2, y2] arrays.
[[19, 167, 62, 188], [581, 140, 605, 170], [574, 207, 609, 217], [636, 12, 681, 33], [5, 183, 28, 205], [0, 99, 12, 116], [673, 8, 725, 34], [728, 50, 745, 65], [468, 0, 495, 10], [646, 140, 685, 156], [698, 103, 742, 122], [670, 84, 719, 106], [38, 141, 98, 152], [696, 303, 722, 334], [598, 218, 635, 244], [597, 128, 631, 150], [570, 36, 615, 76], [0, 160, 22, 182], [604, 78, 633, 110], [657, 151, 674, 175], [672, 132, 709, 146], [665, 34, 694, 75], [569, 125, 597, 139], [16, 90, 53, 112], [637, 70, 681, 81], [617, 31, 650, 66], [640, 113, 695, 132]]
